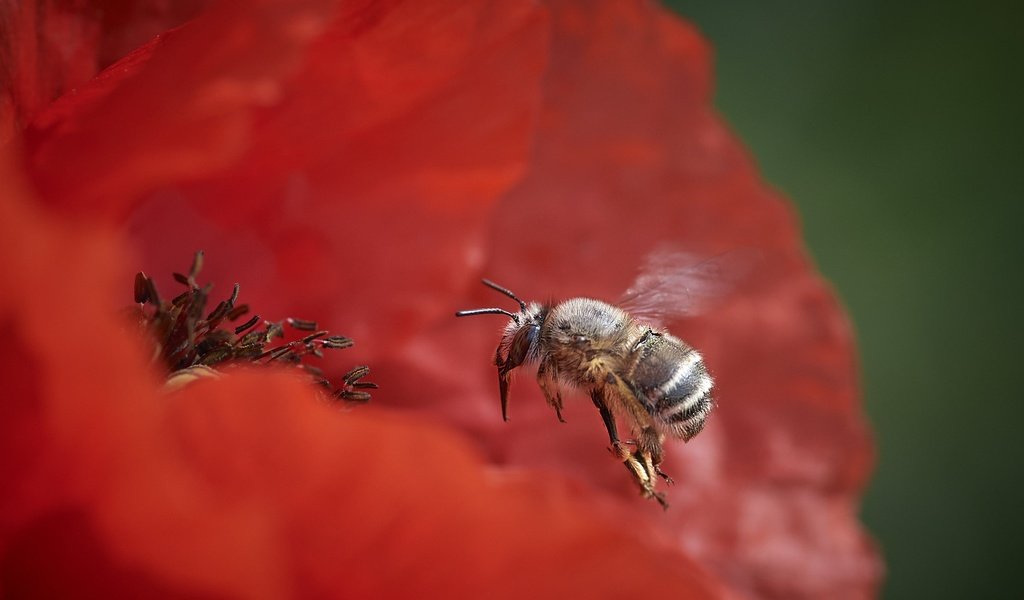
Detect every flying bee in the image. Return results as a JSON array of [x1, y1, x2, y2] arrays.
[[455, 250, 747, 508]]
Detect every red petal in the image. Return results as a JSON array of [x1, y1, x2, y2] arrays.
[[24, 0, 550, 357], [0, 0, 207, 139], [383, 1, 882, 597], [10, 0, 882, 597], [25, 0, 342, 214]]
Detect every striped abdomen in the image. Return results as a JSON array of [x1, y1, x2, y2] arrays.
[[626, 331, 715, 441]]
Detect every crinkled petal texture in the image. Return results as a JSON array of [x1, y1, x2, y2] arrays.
[[0, 0, 208, 138], [4, 0, 881, 598], [24, 0, 549, 357]]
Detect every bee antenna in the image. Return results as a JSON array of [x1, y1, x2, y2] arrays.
[[455, 308, 519, 320], [480, 279, 527, 312]]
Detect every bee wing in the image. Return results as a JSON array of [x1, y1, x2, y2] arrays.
[[619, 246, 762, 325]]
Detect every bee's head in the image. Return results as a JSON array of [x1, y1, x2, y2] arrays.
[[455, 279, 545, 354], [455, 279, 548, 420]]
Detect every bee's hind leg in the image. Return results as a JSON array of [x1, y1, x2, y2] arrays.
[[590, 388, 627, 458], [638, 426, 673, 485], [592, 388, 668, 508]]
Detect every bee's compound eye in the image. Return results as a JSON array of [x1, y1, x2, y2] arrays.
[[573, 335, 589, 345], [508, 324, 539, 367]]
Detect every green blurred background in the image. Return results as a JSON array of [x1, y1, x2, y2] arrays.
[[666, 1, 1022, 597]]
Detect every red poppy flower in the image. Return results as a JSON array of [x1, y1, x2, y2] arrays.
[[2, 1, 881, 598]]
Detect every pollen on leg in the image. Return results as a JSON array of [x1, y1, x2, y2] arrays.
[[637, 426, 664, 465], [610, 441, 632, 461]]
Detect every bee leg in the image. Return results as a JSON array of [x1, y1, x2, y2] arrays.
[[652, 491, 670, 510], [606, 376, 664, 482], [592, 389, 665, 507], [638, 426, 673, 485], [619, 448, 670, 510], [537, 361, 566, 423], [590, 389, 628, 458]]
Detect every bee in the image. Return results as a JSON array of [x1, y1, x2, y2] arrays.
[[455, 250, 739, 508]]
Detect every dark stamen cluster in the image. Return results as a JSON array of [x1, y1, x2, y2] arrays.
[[130, 251, 376, 403]]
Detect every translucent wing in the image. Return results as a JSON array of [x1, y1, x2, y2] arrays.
[[619, 246, 762, 325]]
